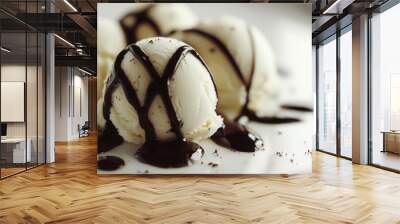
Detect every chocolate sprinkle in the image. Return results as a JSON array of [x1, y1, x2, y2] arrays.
[[208, 162, 218, 167]]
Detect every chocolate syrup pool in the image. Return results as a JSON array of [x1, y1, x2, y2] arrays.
[[136, 140, 204, 168], [211, 119, 264, 153], [97, 156, 125, 171]]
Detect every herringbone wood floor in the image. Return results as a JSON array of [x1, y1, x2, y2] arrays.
[[1, 135, 400, 224]]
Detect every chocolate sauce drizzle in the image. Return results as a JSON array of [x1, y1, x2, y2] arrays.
[[184, 28, 301, 124], [98, 156, 125, 171], [100, 43, 212, 168], [281, 104, 313, 112], [120, 5, 161, 45], [98, 121, 124, 154]]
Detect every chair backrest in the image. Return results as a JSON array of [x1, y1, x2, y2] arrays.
[[82, 121, 90, 129]]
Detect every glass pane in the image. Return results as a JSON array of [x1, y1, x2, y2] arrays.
[[38, 32, 45, 165], [26, 0, 39, 169], [318, 37, 337, 154], [27, 31, 38, 169], [371, 4, 400, 171], [0, 1, 46, 178], [1, 31, 27, 177], [340, 29, 352, 158]]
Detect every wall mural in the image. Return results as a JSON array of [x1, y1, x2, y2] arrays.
[[97, 3, 313, 174]]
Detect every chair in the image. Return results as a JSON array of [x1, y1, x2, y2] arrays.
[[79, 121, 90, 138]]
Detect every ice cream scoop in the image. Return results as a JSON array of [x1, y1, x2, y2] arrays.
[[98, 37, 223, 168], [120, 4, 197, 44], [97, 18, 126, 100], [172, 16, 297, 123]]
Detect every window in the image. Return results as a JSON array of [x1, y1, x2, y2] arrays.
[[317, 36, 337, 154], [339, 28, 352, 158], [0, 1, 47, 179], [316, 26, 353, 159], [370, 3, 400, 171]]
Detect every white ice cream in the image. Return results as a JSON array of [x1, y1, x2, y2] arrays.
[[97, 18, 126, 100], [172, 16, 281, 120], [120, 4, 198, 41], [99, 37, 223, 144]]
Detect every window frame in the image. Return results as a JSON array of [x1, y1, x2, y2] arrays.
[[315, 24, 353, 161]]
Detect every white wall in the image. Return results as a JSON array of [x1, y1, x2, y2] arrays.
[[45, 4, 56, 164], [55, 67, 89, 141], [71, 73, 89, 138], [312, 45, 317, 150], [1, 63, 46, 164], [55, 67, 69, 141], [1, 66, 26, 138], [1, 65, 38, 138]]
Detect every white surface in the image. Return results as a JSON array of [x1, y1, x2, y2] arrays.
[[98, 111, 313, 174], [1, 82, 25, 122], [54, 68, 89, 141], [1, 137, 25, 143], [46, 30, 56, 163]]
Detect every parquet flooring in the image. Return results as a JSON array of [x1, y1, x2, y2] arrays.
[[1, 135, 400, 224], [1, 167, 26, 178]]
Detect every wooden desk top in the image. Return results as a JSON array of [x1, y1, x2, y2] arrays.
[[1, 138, 28, 143], [381, 131, 400, 134]]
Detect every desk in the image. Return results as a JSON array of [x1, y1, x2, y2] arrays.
[[1, 138, 31, 164], [382, 131, 400, 154]]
